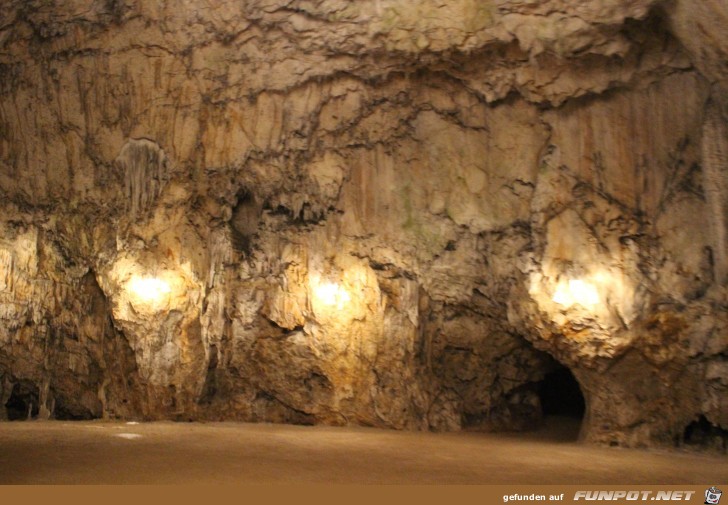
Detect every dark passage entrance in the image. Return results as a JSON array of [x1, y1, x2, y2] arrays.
[[683, 415, 728, 453], [538, 366, 585, 418], [5, 381, 40, 420]]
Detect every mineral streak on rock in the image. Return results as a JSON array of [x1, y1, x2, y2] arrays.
[[0, 0, 726, 450], [117, 139, 170, 219]]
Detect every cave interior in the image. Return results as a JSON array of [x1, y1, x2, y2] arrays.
[[0, 0, 726, 457]]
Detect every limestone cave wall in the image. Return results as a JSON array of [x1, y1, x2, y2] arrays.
[[0, 0, 726, 450]]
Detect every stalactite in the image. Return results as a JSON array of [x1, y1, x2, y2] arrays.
[[0, 248, 13, 293], [116, 139, 169, 219], [207, 228, 232, 290]]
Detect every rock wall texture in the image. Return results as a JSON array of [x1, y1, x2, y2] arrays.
[[0, 0, 726, 450]]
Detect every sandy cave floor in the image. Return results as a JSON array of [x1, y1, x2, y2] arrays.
[[0, 418, 725, 484]]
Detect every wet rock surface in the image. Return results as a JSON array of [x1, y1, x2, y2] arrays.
[[0, 0, 726, 450]]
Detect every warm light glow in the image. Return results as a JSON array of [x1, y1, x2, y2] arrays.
[[552, 279, 600, 308], [116, 433, 143, 440], [127, 276, 171, 307], [314, 281, 351, 309]]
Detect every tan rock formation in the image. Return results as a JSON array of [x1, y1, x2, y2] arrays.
[[0, 0, 725, 450]]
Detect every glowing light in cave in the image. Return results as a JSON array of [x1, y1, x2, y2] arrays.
[[127, 276, 171, 309], [115, 433, 143, 440], [552, 279, 600, 308], [313, 281, 351, 309]]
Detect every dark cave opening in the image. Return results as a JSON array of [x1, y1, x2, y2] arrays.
[[5, 381, 40, 421], [231, 188, 261, 255], [683, 415, 728, 453], [537, 366, 586, 426], [52, 394, 96, 421]]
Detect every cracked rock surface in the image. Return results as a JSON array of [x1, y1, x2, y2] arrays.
[[0, 0, 726, 450]]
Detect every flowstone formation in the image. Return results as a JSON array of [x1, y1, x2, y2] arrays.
[[0, 0, 726, 450]]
